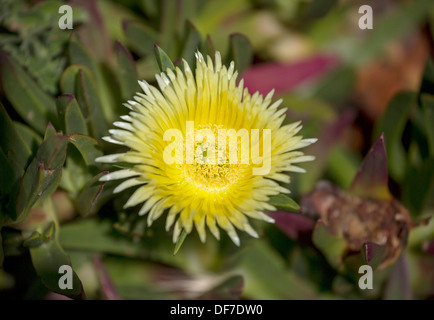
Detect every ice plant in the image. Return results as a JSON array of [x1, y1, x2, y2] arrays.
[[96, 51, 316, 246]]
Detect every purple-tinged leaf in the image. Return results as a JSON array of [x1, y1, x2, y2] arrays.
[[363, 242, 387, 270], [350, 133, 392, 200], [93, 255, 121, 300], [70, 0, 112, 63], [422, 241, 434, 255], [43, 122, 58, 140], [242, 55, 339, 96], [268, 211, 314, 242], [383, 254, 412, 300]]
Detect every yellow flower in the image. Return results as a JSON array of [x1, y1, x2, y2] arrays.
[[96, 51, 316, 246]]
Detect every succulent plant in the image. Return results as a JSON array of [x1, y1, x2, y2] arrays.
[[0, 0, 433, 300]]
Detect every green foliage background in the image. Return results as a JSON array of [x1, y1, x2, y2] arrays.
[[0, 0, 433, 300]]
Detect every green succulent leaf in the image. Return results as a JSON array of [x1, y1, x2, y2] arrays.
[[75, 68, 109, 140], [312, 220, 347, 269], [123, 21, 158, 57], [180, 21, 202, 68], [13, 122, 42, 156], [0, 52, 57, 134], [402, 157, 434, 218], [0, 103, 32, 172], [239, 240, 317, 299], [374, 92, 416, 181], [15, 133, 69, 223], [173, 229, 188, 256], [43, 122, 58, 140], [23, 231, 44, 248], [29, 230, 85, 299], [115, 41, 140, 101], [68, 134, 103, 168], [56, 95, 88, 136], [268, 194, 300, 212], [154, 45, 175, 73], [226, 33, 253, 75], [75, 171, 108, 217]]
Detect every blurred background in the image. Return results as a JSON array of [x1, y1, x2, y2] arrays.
[[0, 0, 433, 300]]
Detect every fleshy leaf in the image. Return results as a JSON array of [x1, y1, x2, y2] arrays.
[[68, 37, 99, 78], [123, 20, 158, 57], [69, 0, 112, 64], [154, 44, 175, 73], [23, 231, 44, 248], [374, 92, 416, 181], [383, 254, 412, 300], [0, 103, 32, 172], [68, 134, 103, 168], [0, 52, 57, 134], [226, 33, 253, 75], [268, 194, 300, 212], [15, 134, 69, 222], [75, 68, 109, 140], [13, 122, 42, 156], [350, 133, 391, 200], [56, 95, 89, 136], [243, 54, 338, 96], [93, 255, 121, 300], [75, 172, 108, 217], [312, 220, 347, 268], [268, 211, 315, 242], [239, 240, 317, 299], [115, 41, 139, 101], [402, 157, 434, 217], [29, 227, 85, 299], [362, 242, 387, 270], [173, 229, 187, 256], [180, 21, 202, 68], [43, 122, 57, 140]]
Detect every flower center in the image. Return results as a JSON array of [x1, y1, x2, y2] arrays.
[[181, 124, 247, 193]]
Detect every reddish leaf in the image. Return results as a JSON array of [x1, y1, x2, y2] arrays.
[[383, 254, 412, 300], [93, 255, 121, 300], [70, 0, 112, 63], [268, 211, 315, 242], [363, 242, 386, 270], [422, 241, 434, 255], [242, 55, 339, 96], [350, 133, 392, 200]]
